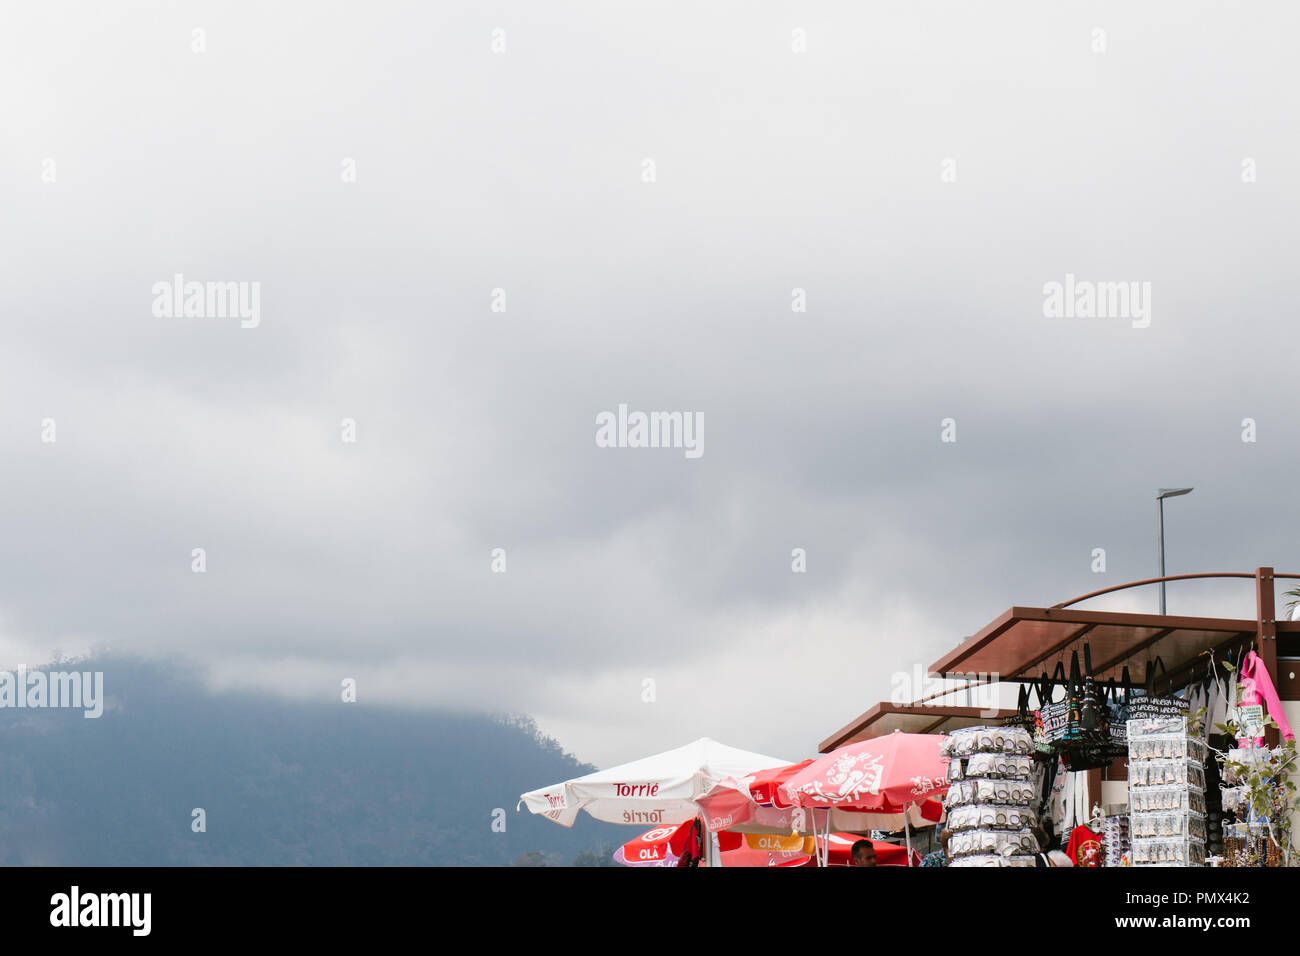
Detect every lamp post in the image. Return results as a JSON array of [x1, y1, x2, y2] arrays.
[[1157, 488, 1193, 614]]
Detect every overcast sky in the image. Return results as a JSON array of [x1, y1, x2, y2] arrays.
[[3, 2, 1298, 768]]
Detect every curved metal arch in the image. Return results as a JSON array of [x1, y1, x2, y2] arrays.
[[1052, 571, 1300, 610]]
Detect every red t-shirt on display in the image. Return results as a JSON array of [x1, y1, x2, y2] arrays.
[[1066, 825, 1101, 867]]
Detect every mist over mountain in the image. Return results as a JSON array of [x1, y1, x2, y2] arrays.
[[0, 656, 621, 866]]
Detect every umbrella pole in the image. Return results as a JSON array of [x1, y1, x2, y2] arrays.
[[905, 812, 912, 867]]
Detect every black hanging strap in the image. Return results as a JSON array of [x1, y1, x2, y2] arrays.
[[1144, 656, 1167, 695]]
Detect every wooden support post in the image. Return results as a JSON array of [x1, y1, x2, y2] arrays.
[[1087, 766, 1104, 817], [1256, 567, 1280, 747]]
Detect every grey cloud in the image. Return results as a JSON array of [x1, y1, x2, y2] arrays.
[[2, 1, 1298, 766]]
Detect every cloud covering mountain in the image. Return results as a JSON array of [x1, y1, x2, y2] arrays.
[[2, 2, 1297, 768]]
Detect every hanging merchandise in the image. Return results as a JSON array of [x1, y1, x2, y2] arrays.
[[1060, 764, 1078, 834], [1103, 813, 1130, 867], [1207, 654, 1229, 732], [942, 726, 1041, 868], [1067, 823, 1102, 867], [1060, 646, 1120, 771], [943, 727, 1035, 757], [1003, 685, 1037, 734], [1235, 651, 1296, 747], [1032, 709, 1050, 754], [1073, 773, 1090, 832], [1038, 662, 1071, 747], [1104, 667, 1133, 757], [1029, 754, 1050, 832], [1078, 645, 1101, 733], [1224, 650, 1240, 725], [1127, 658, 1191, 720], [1127, 716, 1206, 867], [1184, 664, 1209, 727], [1202, 656, 1229, 860], [1061, 651, 1086, 747], [1048, 755, 1068, 835], [1038, 653, 1101, 764]]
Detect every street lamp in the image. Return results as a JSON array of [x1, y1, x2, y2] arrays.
[[1157, 487, 1194, 614]]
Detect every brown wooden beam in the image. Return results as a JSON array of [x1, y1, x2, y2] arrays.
[[1020, 623, 1098, 675], [1092, 627, 1177, 678], [1257, 567, 1279, 747], [919, 715, 952, 735]]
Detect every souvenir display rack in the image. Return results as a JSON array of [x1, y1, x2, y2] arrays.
[[1102, 812, 1129, 867], [1127, 716, 1206, 867], [942, 726, 1040, 868]]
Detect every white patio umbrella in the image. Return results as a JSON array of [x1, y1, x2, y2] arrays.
[[518, 737, 790, 866]]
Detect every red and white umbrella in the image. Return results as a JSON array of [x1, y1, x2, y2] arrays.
[[741, 759, 814, 808], [612, 821, 698, 867], [613, 823, 810, 867], [720, 844, 811, 867], [716, 833, 811, 867], [780, 733, 949, 865], [613, 823, 921, 868], [696, 760, 814, 832], [781, 733, 948, 812], [699, 757, 943, 852]]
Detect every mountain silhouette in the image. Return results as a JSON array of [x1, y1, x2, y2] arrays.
[[0, 655, 622, 866]]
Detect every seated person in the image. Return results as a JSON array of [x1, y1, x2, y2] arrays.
[[850, 840, 877, 867]]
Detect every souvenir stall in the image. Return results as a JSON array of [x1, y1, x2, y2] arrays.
[[1015, 650, 1243, 866], [880, 568, 1300, 868]]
